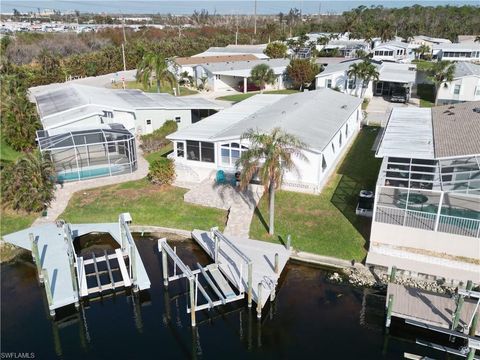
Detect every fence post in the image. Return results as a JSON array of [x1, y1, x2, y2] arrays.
[[434, 191, 444, 232], [30, 233, 43, 282]]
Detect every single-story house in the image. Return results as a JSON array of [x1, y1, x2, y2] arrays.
[[192, 44, 269, 59], [315, 59, 416, 99], [436, 62, 480, 105], [170, 54, 259, 78], [410, 35, 451, 47], [194, 58, 290, 93], [321, 40, 371, 58], [372, 41, 417, 62], [367, 102, 480, 282], [433, 42, 480, 62], [31, 84, 223, 135], [166, 89, 363, 193]]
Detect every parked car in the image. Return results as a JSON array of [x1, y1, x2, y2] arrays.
[[237, 81, 261, 92], [390, 87, 409, 103]]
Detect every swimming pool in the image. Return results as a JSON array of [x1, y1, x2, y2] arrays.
[[57, 165, 124, 182]]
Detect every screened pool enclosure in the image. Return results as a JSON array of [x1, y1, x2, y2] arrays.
[[37, 125, 137, 182]]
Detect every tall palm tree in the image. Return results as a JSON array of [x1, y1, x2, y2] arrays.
[[414, 44, 431, 59], [237, 128, 307, 235], [136, 52, 177, 93], [358, 61, 379, 97], [250, 64, 276, 93], [428, 61, 456, 105], [347, 62, 362, 93]]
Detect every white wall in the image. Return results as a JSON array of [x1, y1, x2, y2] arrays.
[[316, 72, 373, 99], [436, 76, 480, 104], [135, 109, 193, 135]]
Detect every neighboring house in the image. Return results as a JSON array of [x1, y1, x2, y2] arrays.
[[31, 84, 222, 135], [194, 58, 290, 93], [367, 102, 480, 283], [170, 54, 259, 78], [166, 89, 363, 193], [433, 42, 480, 62], [321, 40, 371, 58], [315, 60, 416, 99], [410, 35, 451, 47], [436, 62, 480, 105], [372, 41, 416, 62], [192, 44, 269, 59], [458, 35, 480, 43]]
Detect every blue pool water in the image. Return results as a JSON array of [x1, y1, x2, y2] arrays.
[[57, 166, 122, 182]]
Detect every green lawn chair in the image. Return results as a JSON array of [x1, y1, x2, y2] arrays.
[[216, 170, 226, 184]]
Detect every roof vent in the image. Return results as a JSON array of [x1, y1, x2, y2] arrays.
[[473, 107, 480, 113], [341, 105, 348, 109], [282, 110, 286, 115]]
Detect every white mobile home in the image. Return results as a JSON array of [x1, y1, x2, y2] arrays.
[[436, 62, 480, 105], [31, 84, 222, 135], [195, 58, 290, 93], [167, 89, 363, 194], [192, 44, 269, 59], [372, 41, 416, 62], [433, 42, 480, 62]]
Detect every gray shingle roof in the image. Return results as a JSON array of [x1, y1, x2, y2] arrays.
[[454, 62, 480, 78], [432, 101, 480, 158]]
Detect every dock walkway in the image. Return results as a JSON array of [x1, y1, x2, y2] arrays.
[[387, 283, 480, 336], [192, 229, 290, 309]]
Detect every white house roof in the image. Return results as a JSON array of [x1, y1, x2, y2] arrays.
[[376, 108, 434, 159], [374, 41, 410, 50], [315, 59, 363, 77], [378, 62, 416, 83], [168, 89, 362, 153], [33, 84, 222, 130], [413, 35, 451, 44], [193, 44, 268, 59], [453, 62, 480, 78], [199, 58, 290, 77], [434, 42, 480, 52]]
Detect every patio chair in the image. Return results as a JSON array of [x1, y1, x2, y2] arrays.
[[215, 170, 226, 184]]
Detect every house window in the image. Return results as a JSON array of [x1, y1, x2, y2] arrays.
[[175, 116, 181, 123], [326, 79, 332, 88], [186, 141, 215, 163], [220, 142, 248, 166], [215, 74, 221, 80], [348, 78, 356, 89], [146, 119, 151, 125], [103, 111, 113, 118], [453, 84, 461, 95], [177, 142, 184, 157]]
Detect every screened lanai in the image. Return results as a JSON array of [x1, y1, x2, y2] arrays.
[[37, 125, 137, 182]]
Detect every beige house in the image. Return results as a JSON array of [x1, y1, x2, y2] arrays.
[[367, 102, 480, 284]]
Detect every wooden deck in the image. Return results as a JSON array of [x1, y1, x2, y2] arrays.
[[192, 229, 291, 309], [387, 283, 480, 336]]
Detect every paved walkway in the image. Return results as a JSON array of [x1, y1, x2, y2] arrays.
[[365, 95, 419, 126], [33, 148, 149, 226], [184, 178, 264, 238]]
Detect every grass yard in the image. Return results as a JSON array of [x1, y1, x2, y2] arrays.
[[0, 135, 21, 163], [1, 209, 38, 238], [144, 143, 173, 164], [417, 84, 435, 108], [112, 81, 198, 96], [60, 179, 227, 231], [250, 127, 382, 262], [216, 89, 299, 103]]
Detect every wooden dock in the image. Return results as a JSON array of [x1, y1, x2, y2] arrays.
[[387, 283, 480, 336], [191, 229, 291, 310]]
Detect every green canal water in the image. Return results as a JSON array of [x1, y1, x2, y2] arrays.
[[1, 235, 460, 359]]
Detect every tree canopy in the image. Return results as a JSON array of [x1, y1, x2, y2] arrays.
[[286, 59, 320, 90], [264, 41, 287, 59]]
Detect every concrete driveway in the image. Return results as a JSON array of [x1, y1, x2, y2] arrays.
[[365, 95, 420, 126]]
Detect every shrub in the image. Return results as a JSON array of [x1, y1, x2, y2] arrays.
[[140, 120, 177, 153], [1, 151, 56, 212], [148, 157, 175, 186]]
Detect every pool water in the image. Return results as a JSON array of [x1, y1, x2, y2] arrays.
[[0, 235, 458, 359], [57, 165, 123, 182]]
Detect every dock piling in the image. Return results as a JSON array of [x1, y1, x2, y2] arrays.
[[274, 253, 279, 274], [385, 294, 394, 328], [256, 283, 262, 319], [189, 277, 196, 327], [286, 234, 291, 250], [452, 293, 465, 331], [30, 233, 44, 283], [42, 269, 55, 317], [389, 266, 397, 283], [162, 244, 168, 287], [247, 263, 253, 308]]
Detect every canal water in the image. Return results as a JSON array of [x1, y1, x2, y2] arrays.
[[1, 234, 454, 359]]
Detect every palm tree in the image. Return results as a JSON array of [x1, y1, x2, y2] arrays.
[[428, 61, 456, 105], [358, 61, 379, 97], [347, 62, 362, 95], [136, 52, 177, 93], [236, 128, 307, 235], [250, 64, 276, 93], [414, 44, 431, 59]]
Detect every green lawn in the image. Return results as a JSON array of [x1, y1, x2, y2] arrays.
[[417, 84, 435, 108], [0, 135, 21, 163], [60, 179, 227, 231], [144, 143, 173, 164], [1, 209, 38, 238], [112, 81, 198, 96], [216, 89, 299, 103], [250, 127, 382, 262]]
